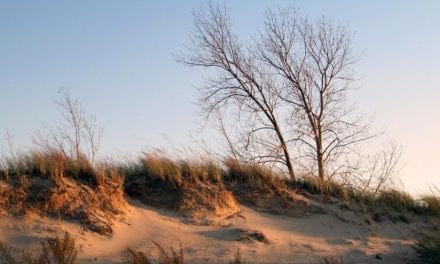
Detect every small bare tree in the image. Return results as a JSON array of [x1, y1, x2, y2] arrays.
[[33, 88, 103, 165], [179, 4, 297, 180], [55, 88, 84, 161], [351, 142, 403, 195]]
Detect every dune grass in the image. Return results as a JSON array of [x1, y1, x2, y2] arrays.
[[413, 232, 440, 264], [293, 175, 440, 221], [0, 149, 125, 235], [124, 242, 184, 264], [0, 232, 77, 264], [418, 195, 440, 216], [122, 153, 238, 219], [1, 148, 439, 231]]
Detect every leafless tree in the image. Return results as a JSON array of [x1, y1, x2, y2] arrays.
[[33, 88, 103, 165], [55, 88, 85, 161], [179, 4, 297, 180], [83, 115, 102, 166], [4, 130, 17, 161], [340, 142, 403, 195], [257, 8, 377, 182], [181, 5, 378, 183]]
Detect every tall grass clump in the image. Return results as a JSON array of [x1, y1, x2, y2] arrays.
[[294, 176, 353, 202], [5, 149, 95, 185], [123, 153, 238, 219], [42, 232, 78, 264], [375, 190, 416, 213], [223, 158, 286, 191], [0, 232, 78, 264], [123, 153, 223, 190], [417, 195, 440, 216]]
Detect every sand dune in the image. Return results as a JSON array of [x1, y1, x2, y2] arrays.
[[1, 195, 435, 264]]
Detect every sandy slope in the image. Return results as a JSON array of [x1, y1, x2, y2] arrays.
[[0, 198, 435, 264]]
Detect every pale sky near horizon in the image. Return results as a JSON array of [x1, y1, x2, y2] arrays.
[[0, 1, 439, 194]]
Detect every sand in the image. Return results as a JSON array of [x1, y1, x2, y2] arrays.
[[0, 197, 435, 263]]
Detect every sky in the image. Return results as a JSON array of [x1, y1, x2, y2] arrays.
[[0, 0, 439, 194]]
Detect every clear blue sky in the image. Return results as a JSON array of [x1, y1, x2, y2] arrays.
[[0, 1, 439, 194]]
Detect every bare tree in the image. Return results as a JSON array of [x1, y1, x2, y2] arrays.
[[33, 88, 103, 165], [179, 4, 297, 180], [55, 88, 84, 161], [181, 5, 378, 183], [4, 130, 17, 161], [340, 142, 403, 195], [257, 9, 376, 182], [83, 115, 102, 166]]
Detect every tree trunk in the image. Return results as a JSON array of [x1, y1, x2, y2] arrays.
[[273, 122, 296, 181], [284, 147, 295, 181], [316, 137, 325, 182]]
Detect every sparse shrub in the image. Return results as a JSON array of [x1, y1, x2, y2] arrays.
[[413, 233, 440, 263]]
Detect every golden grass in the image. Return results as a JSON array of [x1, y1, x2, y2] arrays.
[[1, 148, 439, 232], [0, 150, 126, 235], [123, 154, 239, 220], [0, 232, 77, 264]]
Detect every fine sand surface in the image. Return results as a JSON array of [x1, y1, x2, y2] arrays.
[[0, 198, 435, 264]]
